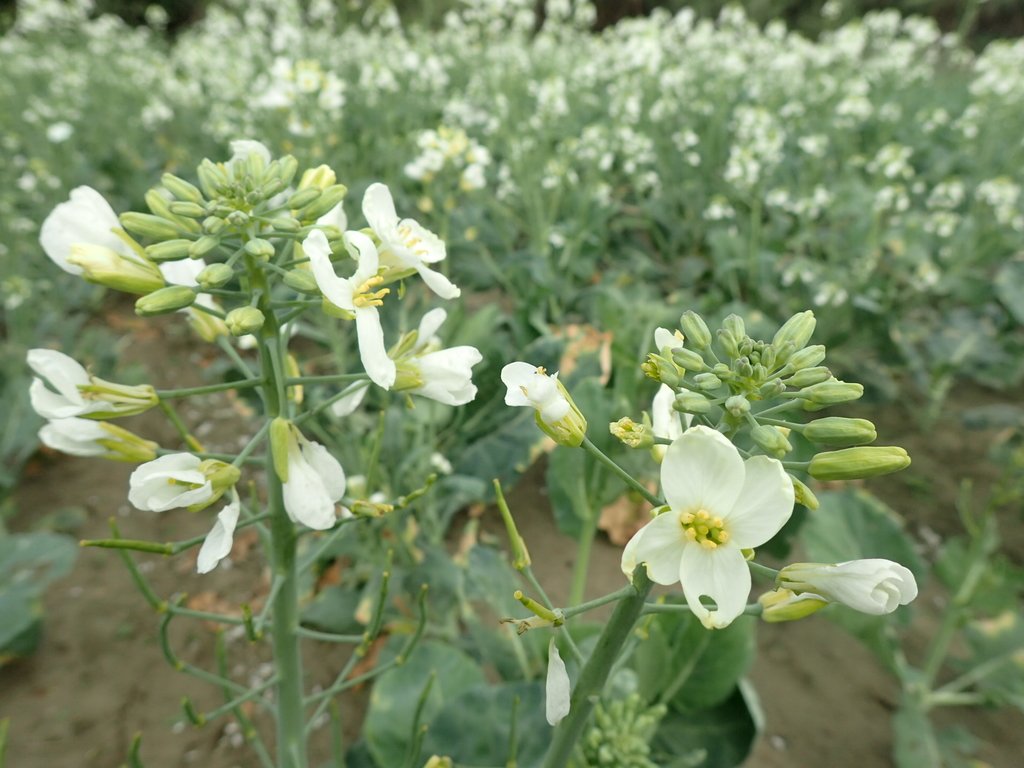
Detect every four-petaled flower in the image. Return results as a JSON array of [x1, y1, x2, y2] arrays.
[[394, 308, 482, 405], [362, 182, 460, 300], [305, 228, 397, 389], [278, 423, 347, 530], [501, 361, 587, 446], [622, 426, 794, 629]]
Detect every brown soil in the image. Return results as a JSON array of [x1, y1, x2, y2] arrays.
[[3, 320, 1023, 767]]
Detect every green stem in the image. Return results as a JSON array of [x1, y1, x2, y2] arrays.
[[580, 436, 662, 507], [541, 572, 652, 767], [657, 631, 711, 705], [567, 492, 596, 607], [158, 400, 203, 452], [156, 378, 263, 399], [562, 585, 637, 619], [286, 373, 369, 386]]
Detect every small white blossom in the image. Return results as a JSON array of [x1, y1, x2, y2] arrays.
[[129, 454, 214, 512], [779, 559, 918, 615]]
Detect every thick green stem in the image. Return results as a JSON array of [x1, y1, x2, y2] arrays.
[[542, 571, 652, 767]]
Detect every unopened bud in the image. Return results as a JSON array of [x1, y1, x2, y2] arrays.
[[145, 239, 192, 262], [725, 395, 751, 418], [135, 285, 197, 316], [670, 347, 706, 372], [286, 187, 322, 210], [244, 238, 276, 260], [751, 424, 792, 457], [197, 263, 234, 289], [679, 311, 712, 349], [808, 446, 911, 481], [799, 379, 863, 408], [267, 216, 301, 232], [785, 366, 831, 388], [297, 184, 349, 221], [610, 418, 655, 449], [225, 306, 265, 336], [202, 216, 226, 235], [120, 212, 182, 241], [196, 159, 228, 197], [773, 310, 816, 353], [277, 155, 299, 188], [693, 372, 722, 391], [298, 164, 337, 191], [786, 345, 826, 372], [792, 476, 819, 510], [758, 379, 787, 398], [674, 391, 711, 415], [759, 588, 828, 623], [803, 417, 877, 447], [717, 328, 740, 358], [188, 236, 219, 259], [283, 268, 320, 294], [722, 314, 745, 340], [66, 244, 165, 294], [168, 201, 207, 218], [161, 173, 204, 204]]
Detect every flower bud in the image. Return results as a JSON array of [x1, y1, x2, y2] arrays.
[[197, 159, 229, 197], [778, 559, 918, 615], [119, 212, 182, 241], [785, 344, 826, 372], [798, 379, 863, 407], [168, 201, 207, 219], [725, 395, 750, 417], [758, 379, 786, 398], [145, 239, 192, 262], [670, 347, 706, 372], [297, 184, 349, 221], [244, 238, 275, 260], [722, 314, 745, 340], [135, 285, 197, 316], [197, 263, 234, 289], [161, 173, 204, 204], [189, 235, 220, 259], [679, 311, 712, 349], [808, 446, 911, 480], [494, 479, 531, 570], [693, 372, 722, 391], [267, 216, 301, 232], [610, 418, 655, 449], [283, 268, 320, 294], [751, 424, 792, 457], [773, 310, 816, 353], [759, 588, 829, 623], [791, 476, 819, 510], [202, 216, 227, 235], [66, 244, 165, 294], [423, 757, 453, 768], [641, 354, 682, 387], [785, 366, 831, 388], [277, 155, 299, 188], [192, 459, 242, 511], [286, 187, 322, 210], [188, 307, 229, 342], [803, 417, 877, 447], [299, 164, 337, 191], [225, 306, 265, 336], [717, 328, 740, 358], [673, 391, 711, 415]]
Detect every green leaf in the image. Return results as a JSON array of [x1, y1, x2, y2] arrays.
[[363, 639, 486, 768], [635, 609, 755, 711], [995, 257, 1024, 325], [893, 698, 942, 768], [421, 681, 550, 765], [650, 682, 761, 768]]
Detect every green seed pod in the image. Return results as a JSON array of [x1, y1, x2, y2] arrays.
[[773, 310, 816, 353], [134, 285, 197, 316], [808, 446, 911, 480], [803, 417, 877, 447], [197, 263, 234, 289], [679, 311, 712, 349]]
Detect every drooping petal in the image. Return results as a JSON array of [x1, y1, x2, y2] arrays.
[[501, 362, 540, 407], [679, 544, 751, 629], [355, 307, 397, 389], [299, 437, 346, 503], [38, 417, 108, 456], [196, 499, 241, 574], [545, 640, 571, 726], [362, 182, 400, 236], [413, 262, 461, 300], [725, 455, 795, 548], [305, 229, 355, 311], [330, 380, 370, 417], [414, 307, 448, 349], [654, 327, 683, 353], [632, 510, 688, 585], [27, 348, 90, 399], [660, 426, 744, 516], [159, 257, 204, 287], [282, 446, 337, 530], [344, 230, 380, 282], [29, 378, 99, 419]]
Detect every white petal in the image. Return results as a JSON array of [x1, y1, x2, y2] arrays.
[[501, 362, 539, 407], [39, 186, 125, 275], [415, 307, 448, 348], [27, 348, 89, 399], [356, 308, 396, 389], [282, 468, 337, 530], [654, 327, 683, 352], [679, 544, 751, 629], [545, 640, 571, 726], [632, 510, 688, 585], [39, 418, 107, 456], [317, 202, 347, 232], [228, 140, 271, 167], [344, 229, 381, 281], [725, 456, 794, 549], [299, 437, 346, 502], [330, 380, 370, 417], [660, 426, 744, 516], [305, 230, 355, 311], [159, 258, 204, 287], [414, 262, 461, 299], [620, 524, 644, 578], [29, 378, 93, 419], [196, 499, 241, 574], [362, 183, 399, 236]]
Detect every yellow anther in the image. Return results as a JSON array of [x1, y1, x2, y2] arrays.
[[700, 539, 718, 550], [680, 512, 695, 524], [696, 509, 710, 521], [717, 531, 730, 543], [712, 517, 724, 528], [684, 528, 698, 541], [352, 275, 390, 308], [537, 366, 548, 375], [696, 524, 709, 535]]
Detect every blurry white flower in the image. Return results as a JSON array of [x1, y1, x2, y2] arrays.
[[46, 122, 73, 143]]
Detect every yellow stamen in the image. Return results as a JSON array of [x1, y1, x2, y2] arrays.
[[678, 507, 730, 549], [352, 275, 390, 308]]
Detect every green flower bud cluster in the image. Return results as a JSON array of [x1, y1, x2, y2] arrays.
[[647, 309, 911, 487], [571, 694, 666, 768]]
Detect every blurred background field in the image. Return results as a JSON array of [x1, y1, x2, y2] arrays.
[[2, 1, 1024, 766]]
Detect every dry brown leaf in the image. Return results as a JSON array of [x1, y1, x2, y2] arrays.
[[552, 323, 614, 384], [597, 487, 656, 546]]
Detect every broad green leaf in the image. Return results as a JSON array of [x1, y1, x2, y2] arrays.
[[651, 682, 760, 768], [995, 258, 1024, 325], [421, 681, 550, 765], [893, 698, 941, 768], [363, 639, 486, 768]]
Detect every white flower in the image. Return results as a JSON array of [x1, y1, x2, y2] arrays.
[[227, 139, 272, 170], [197, 497, 242, 574], [651, 384, 688, 460], [395, 309, 482, 405], [39, 186, 130, 275], [362, 183, 460, 300], [38, 417, 156, 462], [545, 639, 571, 726], [653, 327, 684, 355], [281, 427, 346, 530], [129, 453, 214, 512], [28, 348, 105, 419], [501, 362, 570, 424], [329, 380, 371, 417], [623, 426, 794, 629], [305, 228, 397, 389], [778, 559, 918, 615], [159, 257, 204, 287]]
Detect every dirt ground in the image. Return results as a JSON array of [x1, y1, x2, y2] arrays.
[[3, 319, 1023, 767]]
